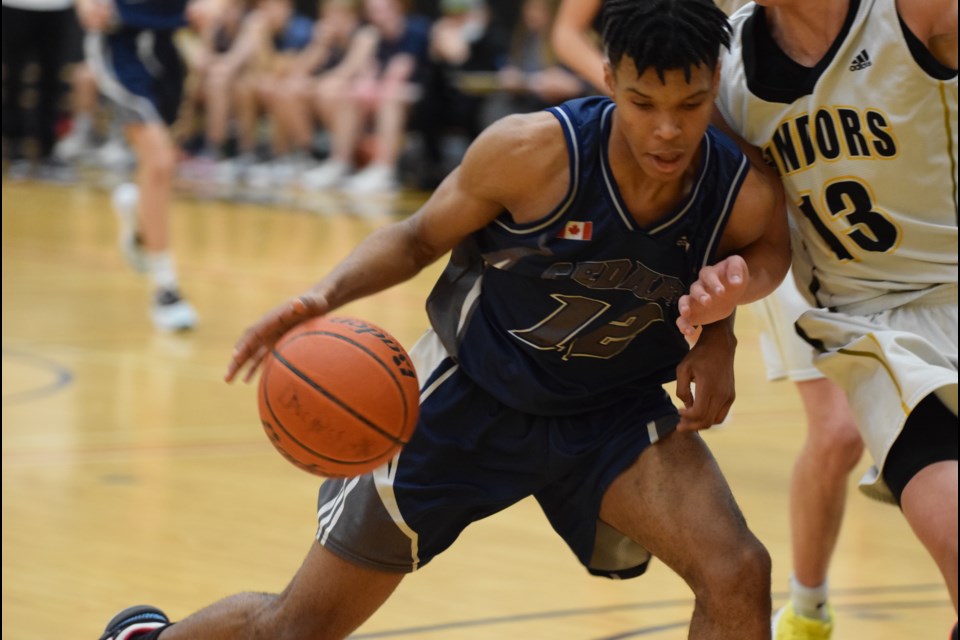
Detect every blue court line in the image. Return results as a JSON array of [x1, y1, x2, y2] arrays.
[[1, 346, 73, 405], [351, 583, 947, 638]]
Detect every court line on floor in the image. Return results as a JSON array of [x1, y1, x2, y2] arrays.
[[351, 583, 948, 638], [1, 346, 73, 405]]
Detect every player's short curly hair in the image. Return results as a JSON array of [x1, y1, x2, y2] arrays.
[[602, 0, 731, 82]]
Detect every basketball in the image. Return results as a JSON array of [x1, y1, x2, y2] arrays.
[[258, 315, 420, 478]]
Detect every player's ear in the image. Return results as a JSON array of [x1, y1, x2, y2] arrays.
[[603, 59, 616, 96], [711, 60, 722, 96]]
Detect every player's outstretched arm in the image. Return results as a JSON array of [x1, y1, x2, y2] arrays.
[[226, 113, 559, 383], [676, 156, 789, 336]]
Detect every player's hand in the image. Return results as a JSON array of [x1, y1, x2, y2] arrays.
[[676, 255, 749, 337], [225, 292, 329, 384], [675, 320, 736, 431]]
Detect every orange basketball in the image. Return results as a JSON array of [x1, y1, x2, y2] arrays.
[[258, 315, 419, 478]]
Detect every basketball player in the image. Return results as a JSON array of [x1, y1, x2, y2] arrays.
[[75, 0, 223, 331], [713, 1, 959, 638], [99, 1, 791, 638], [551, 4, 869, 636]]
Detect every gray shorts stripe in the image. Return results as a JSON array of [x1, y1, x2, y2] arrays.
[[84, 31, 162, 125]]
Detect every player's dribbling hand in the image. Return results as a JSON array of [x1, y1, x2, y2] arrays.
[[225, 292, 330, 384], [676, 255, 749, 337]]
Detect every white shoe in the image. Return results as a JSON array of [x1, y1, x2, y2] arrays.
[[244, 161, 274, 190], [269, 155, 313, 187], [152, 288, 198, 332], [342, 164, 398, 195], [111, 183, 148, 273], [53, 129, 95, 162], [97, 138, 135, 170], [214, 156, 254, 187], [301, 159, 351, 191]]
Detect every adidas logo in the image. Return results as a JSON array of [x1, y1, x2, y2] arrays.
[[849, 49, 872, 71]]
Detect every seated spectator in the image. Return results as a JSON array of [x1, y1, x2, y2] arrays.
[[413, 0, 507, 188], [247, 0, 366, 188], [176, 0, 246, 155], [495, 0, 586, 116], [302, 0, 432, 194], [191, 0, 312, 184], [229, 0, 314, 178]]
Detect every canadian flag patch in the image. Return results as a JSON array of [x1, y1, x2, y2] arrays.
[[556, 221, 594, 241]]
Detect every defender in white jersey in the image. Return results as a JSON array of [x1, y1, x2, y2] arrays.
[[715, 1, 958, 637]]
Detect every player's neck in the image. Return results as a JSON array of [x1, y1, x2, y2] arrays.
[[765, 0, 849, 67], [609, 137, 699, 228]]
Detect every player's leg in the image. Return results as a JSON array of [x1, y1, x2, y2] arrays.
[[125, 122, 175, 257], [882, 393, 959, 611], [600, 429, 772, 639], [122, 120, 197, 330], [102, 539, 404, 640], [796, 300, 958, 620], [786, 378, 862, 614], [901, 461, 958, 608], [754, 278, 862, 636]]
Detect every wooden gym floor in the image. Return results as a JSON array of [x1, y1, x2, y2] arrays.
[[2, 177, 954, 639]]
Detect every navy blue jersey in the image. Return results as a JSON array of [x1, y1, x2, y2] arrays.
[[114, 0, 188, 30], [426, 96, 749, 416]]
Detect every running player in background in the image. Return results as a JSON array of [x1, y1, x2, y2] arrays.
[[715, 2, 958, 639], [551, 3, 867, 636], [76, 0, 226, 331], [97, 1, 791, 638]]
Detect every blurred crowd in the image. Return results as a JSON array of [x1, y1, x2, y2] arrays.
[[2, 0, 596, 195]]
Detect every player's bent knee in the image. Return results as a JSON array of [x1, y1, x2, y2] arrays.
[[697, 535, 771, 601], [817, 419, 864, 474]]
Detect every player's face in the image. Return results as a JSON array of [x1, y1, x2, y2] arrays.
[[605, 58, 718, 181]]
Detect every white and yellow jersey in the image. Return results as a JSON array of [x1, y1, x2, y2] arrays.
[[717, 0, 958, 314]]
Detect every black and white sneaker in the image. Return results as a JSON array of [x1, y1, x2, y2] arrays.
[[98, 605, 169, 640], [152, 288, 198, 332]]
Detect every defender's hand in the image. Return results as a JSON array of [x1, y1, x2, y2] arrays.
[[677, 255, 749, 337]]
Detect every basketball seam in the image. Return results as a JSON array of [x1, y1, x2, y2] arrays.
[[271, 345, 410, 446], [282, 329, 414, 437], [260, 362, 395, 468]]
